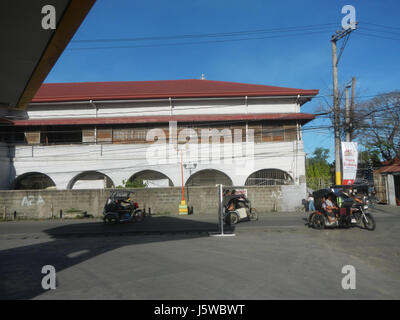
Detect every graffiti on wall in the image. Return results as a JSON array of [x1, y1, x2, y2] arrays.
[[21, 195, 45, 207]]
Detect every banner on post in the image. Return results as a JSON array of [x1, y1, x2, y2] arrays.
[[341, 142, 358, 185]]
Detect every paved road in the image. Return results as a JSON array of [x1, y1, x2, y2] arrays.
[[0, 205, 399, 299]]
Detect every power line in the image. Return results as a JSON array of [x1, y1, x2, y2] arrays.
[[2, 124, 334, 160], [67, 30, 332, 51], [0, 92, 386, 125], [70, 23, 337, 43], [360, 21, 400, 31], [356, 31, 400, 41]]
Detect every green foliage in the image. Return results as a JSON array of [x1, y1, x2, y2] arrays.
[[306, 147, 333, 190], [358, 149, 381, 167], [307, 147, 330, 166], [116, 179, 147, 189]]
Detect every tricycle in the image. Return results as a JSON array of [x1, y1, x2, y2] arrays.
[[103, 190, 144, 224], [308, 187, 375, 231]]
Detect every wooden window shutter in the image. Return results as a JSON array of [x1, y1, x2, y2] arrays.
[[97, 129, 112, 143], [82, 129, 95, 143], [248, 124, 262, 143], [25, 131, 40, 145], [284, 125, 297, 141]]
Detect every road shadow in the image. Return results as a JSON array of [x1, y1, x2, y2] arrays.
[[0, 216, 234, 300]]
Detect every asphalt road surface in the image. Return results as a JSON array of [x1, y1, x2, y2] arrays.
[[0, 205, 399, 300]]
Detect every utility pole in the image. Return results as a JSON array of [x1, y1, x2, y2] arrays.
[[331, 25, 357, 185], [345, 83, 351, 142], [350, 77, 356, 141], [331, 39, 341, 185]]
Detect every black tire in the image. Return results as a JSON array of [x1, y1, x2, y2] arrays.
[[249, 211, 258, 221], [227, 212, 239, 225], [104, 214, 119, 224], [134, 210, 144, 222], [249, 208, 258, 221], [353, 210, 362, 225], [312, 214, 325, 229], [363, 213, 376, 231], [307, 212, 314, 226]]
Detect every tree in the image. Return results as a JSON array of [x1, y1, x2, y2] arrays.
[[317, 89, 400, 162], [308, 147, 330, 165], [306, 147, 333, 190], [116, 179, 147, 189], [357, 150, 381, 183], [356, 92, 400, 161]]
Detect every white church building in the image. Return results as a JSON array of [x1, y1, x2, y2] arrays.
[[0, 79, 318, 191]]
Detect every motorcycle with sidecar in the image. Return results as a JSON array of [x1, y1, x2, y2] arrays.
[[103, 190, 144, 224], [223, 192, 258, 225], [308, 187, 375, 231]]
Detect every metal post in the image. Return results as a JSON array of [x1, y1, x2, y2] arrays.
[[332, 39, 342, 186], [219, 184, 224, 235], [345, 84, 351, 142], [331, 25, 357, 186], [350, 77, 356, 141], [210, 184, 235, 237]]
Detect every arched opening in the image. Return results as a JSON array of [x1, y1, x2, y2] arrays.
[[245, 169, 294, 186], [68, 171, 114, 189], [13, 172, 56, 190], [128, 170, 173, 188], [185, 169, 233, 186]]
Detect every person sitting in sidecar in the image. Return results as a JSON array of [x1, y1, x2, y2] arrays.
[[322, 195, 339, 224]]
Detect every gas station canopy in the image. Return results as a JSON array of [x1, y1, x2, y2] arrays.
[[0, 0, 95, 109]]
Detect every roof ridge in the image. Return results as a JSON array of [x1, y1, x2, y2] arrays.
[[34, 79, 319, 103], [41, 78, 309, 89]]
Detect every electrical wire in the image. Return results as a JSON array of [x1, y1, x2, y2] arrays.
[[67, 30, 333, 51], [71, 23, 338, 43]]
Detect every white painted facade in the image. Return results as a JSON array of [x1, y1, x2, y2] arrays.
[[23, 97, 301, 119], [4, 96, 311, 190]]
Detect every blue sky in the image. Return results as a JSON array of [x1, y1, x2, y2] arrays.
[[45, 0, 400, 161]]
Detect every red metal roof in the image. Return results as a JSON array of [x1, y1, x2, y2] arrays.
[[375, 158, 400, 174], [10, 113, 315, 126], [32, 79, 319, 103]]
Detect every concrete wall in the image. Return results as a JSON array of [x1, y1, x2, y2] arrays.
[[0, 185, 302, 219], [386, 174, 397, 206]]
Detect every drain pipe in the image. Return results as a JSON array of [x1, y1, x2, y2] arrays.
[[90, 100, 97, 144]]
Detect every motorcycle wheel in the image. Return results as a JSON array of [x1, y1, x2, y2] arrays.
[[312, 214, 325, 229], [227, 212, 239, 225], [104, 214, 119, 224], [249, 209, 258, 221], [353, 211, 362, 224], [363, 213, 376, 231], [134, 210, 144, 222], [307, 212, 314, 227]]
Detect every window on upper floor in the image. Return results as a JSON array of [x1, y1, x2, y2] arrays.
[[40, 126, 82, 145]]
